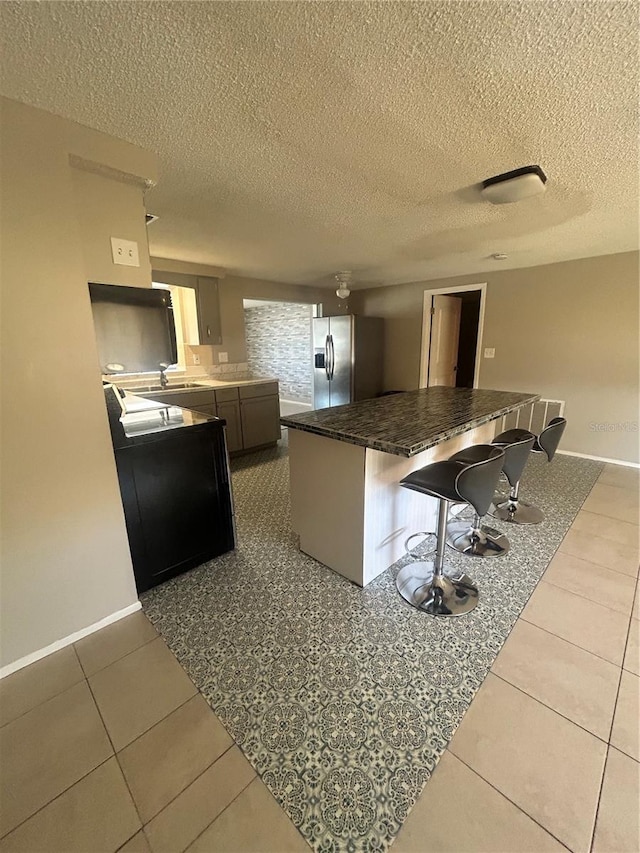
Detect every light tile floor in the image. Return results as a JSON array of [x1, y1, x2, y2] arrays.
[[0, 463, 638, 852]]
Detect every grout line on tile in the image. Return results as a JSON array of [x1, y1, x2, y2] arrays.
[[518, 616, 626, 668], [588, 571, 640, 852], [555, 544, 640, 580], [113, 749, 146, 831], [142, 741, 237, 826], [77, 630, 160, 680], [85, 672, 118, 754], [442, 749, 573, 852], [0, 755, 114, 842], [167, 774, 274, 853], [115, 829, 147, 853], [588, 748, 614, 852], [138, 741, 241, 829], [112, 692, 197, 755], [489, 670, 613, 746], [574, 499, 640, 526], [0, 665, 86, 731], [538, 574, 634, 617]]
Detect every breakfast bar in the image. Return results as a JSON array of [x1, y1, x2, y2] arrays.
[[281, 387, 538, 586]]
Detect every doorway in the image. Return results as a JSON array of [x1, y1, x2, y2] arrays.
[[419, 283, 486, 388]]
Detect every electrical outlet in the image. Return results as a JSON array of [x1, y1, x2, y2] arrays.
[[218, 352, 228, 363], [484, 347, 496, 359], [192, 353, 200, 365], [110, 237, 139, 267]]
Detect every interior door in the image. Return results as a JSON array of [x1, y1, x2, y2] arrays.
[[428, 295, 462, 386], [328, 315, 353, 406]]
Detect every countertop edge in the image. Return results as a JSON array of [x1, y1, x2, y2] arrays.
[[281, 393, 540, 457]]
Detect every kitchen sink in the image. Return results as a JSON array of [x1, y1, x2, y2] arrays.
[[133, 382, 206, 392]]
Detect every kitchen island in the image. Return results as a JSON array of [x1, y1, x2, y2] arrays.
[[281, 387, 538, 586]]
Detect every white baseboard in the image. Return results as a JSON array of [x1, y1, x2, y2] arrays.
[[0, 601, 142, 680], [557, 449, 640, 468]]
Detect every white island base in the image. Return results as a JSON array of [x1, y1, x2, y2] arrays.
[[288, 420, 497, 587]]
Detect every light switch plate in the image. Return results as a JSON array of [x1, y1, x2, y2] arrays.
[[218, 352, 228, 363], [484, 347, 496, 359], [111, 237, 140, 267]]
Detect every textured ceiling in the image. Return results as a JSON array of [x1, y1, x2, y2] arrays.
[[1, 1, 638, 286]]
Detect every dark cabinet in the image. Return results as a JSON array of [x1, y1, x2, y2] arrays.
[[113, 419, 234, 593]]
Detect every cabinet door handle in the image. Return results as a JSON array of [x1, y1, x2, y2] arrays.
[[206, 325, 211, 337]]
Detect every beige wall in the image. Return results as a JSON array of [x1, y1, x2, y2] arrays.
[[352, 252, 639, 463], [0, 98, 157, 669], [151, 256, 349, 364]]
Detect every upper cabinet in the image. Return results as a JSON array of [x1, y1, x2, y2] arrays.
[[152, 269, 222, 346], [196, 276, 222, 345]]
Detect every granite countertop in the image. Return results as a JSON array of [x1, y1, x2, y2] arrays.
[[281, 387, 539, 457]]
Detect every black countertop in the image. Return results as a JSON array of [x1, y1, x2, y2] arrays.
[[106, 388, 225, 448], [280, 387, 538, 457]]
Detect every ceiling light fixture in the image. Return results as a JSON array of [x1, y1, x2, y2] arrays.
[[481, 165, 547, 204], [492, 253, 508, 260], [335, 270, 353, 300]]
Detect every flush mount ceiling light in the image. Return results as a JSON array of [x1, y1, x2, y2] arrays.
[[481, 165, 547, 204], [335, 270, 353, 299]]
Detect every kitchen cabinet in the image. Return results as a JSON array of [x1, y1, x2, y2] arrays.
[[240, 383, 281, 449], [105, 387, 235, 594], [196, 276, 222, 345], [151, 268, 221, 346], [135, 380, 281, 454], [214, 387, 243, 453]]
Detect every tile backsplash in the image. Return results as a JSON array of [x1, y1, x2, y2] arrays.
[[244, 303, 312, 403]]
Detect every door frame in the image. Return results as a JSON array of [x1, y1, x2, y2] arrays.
[[419, 282, 487, 389]]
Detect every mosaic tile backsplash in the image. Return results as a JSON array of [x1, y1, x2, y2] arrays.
[[245, 303, 313, 402], [143, 435, 602, 852]]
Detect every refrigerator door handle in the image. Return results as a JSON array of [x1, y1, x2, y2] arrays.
[[324, 335, 331, 380], [328, 334, 335, 380]]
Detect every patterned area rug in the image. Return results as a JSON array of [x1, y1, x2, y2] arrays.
[[142, 432, 602, 852]]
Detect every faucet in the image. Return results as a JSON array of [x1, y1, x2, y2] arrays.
[[159, 363, 169, 389]]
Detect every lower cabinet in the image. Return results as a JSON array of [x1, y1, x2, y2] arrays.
[[115, 422, 235, 593], [215, 399, 243, 453], [240, 394, 281, 449], [137, 381, 281, 455]]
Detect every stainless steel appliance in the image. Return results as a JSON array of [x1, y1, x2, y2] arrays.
[[312, 315, 383, 409]]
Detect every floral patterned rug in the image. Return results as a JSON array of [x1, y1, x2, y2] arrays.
[[142, 434, 602, 852]]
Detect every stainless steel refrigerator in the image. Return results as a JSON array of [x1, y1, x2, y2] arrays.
[[312, 315, 384, 409]]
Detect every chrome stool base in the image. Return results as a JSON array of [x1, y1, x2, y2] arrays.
[[446, 520, 510, 557], [396, 561, 479, 616], [492, 498, 544, 525]]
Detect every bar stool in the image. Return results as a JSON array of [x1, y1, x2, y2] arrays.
[[491, 417, 567, 524], [395, 445, 505, 616], [445, 445, 511, 557]]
